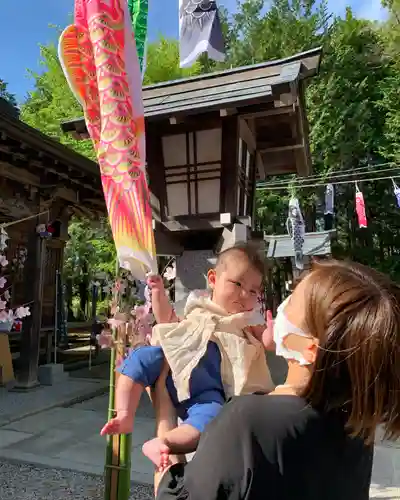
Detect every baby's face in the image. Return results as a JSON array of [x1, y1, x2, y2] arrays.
[[209, 257, 262, 314]]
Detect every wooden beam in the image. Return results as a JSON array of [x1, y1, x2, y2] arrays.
[[12, 152, 27, 161], [169, 116, 184, 125], [220, 108, 237, 117], [296, 81, 312, 176], [155, 114, 222, 135], [0, 161, 41, 186], [84, 198, 106, 208], [256, 153, 265, 180], [53, 186, 80, 204], [146, 124, 167, 220], [150, 192, 162, 222], [241, 105, 295, 120], [162, 217, 224, 232], [262, 164, 298, 176], [154, 228, 184, 256], [1, 152, 101, 194], [259, 143, 304, 154], [14, 233, 46, 389], [220, 116, 239, 215], [239, 119, 256, 152], [71, 205, 94, 218], [274, 93, 295, 107], [247, 118, 264, 180], [161, 214, 251, 232]]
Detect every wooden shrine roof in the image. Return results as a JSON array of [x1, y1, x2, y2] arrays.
[[0, 100, 105, 214], [61, 47, 322, 134], [264, 230, 336, 259]]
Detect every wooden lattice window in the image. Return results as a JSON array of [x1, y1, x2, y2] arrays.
[[162, 129, 222, 217], [237, 138, 256, 217]]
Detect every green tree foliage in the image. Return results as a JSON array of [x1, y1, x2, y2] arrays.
[[379, 0, 400, 161], [304, 12, 398, 268], [63, 217, 116, 283], [20, 43, 96, 160], [227, 0, 330, 66], [63, 217, 116, 318], [21, 3, 400, 285], [220, 0, 400, 278], [143, 37, 202, 84], [20, 36, 196, 159], [0, 79, 18, 109], [223, 0, 330, 238]]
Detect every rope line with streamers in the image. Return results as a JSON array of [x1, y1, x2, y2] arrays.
[[257, 173, 400, 191], [257, 162, 400, 188], [0, 210, 49, 229]]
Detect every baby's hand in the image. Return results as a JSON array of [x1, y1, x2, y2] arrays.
[[147, 275, 165, 293]]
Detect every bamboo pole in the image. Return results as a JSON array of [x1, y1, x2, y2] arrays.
[[104, 326, 116, 500], [117, 324, 132, 500], [54, 270, 59, 365], [118, 432, 132, 500], [104, 264, 132, 500]]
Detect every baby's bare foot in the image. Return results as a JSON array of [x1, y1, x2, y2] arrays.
[[100, 413, 133, 436], [142, 437, 171, 471]]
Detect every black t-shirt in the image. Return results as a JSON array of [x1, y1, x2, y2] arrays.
[[157, 394, 373, 500]]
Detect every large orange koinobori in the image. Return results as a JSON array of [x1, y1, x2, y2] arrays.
[[59, 0, 157, 280]]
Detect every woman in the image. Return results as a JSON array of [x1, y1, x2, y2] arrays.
[[152, 259, 400, 500]]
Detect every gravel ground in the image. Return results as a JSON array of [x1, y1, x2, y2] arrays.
[[1, 460, 399, 499], [0, 462, 153, 500]]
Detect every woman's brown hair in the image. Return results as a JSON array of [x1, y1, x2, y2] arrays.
[[300, 259, 400, 444]]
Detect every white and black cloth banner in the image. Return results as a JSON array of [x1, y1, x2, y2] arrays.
[[179, 0, 225, 68]]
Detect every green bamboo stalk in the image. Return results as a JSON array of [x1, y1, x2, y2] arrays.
[[117, 324, 132, 500], [105, 259, 120, 500], [104, 326, 117, 500], [118, 433, 132, 500], [104, 260, 133, 500]]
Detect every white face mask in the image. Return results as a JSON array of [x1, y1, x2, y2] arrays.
[[273, 297, 313, 366]]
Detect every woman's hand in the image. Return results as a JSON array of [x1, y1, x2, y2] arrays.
[[248, 310, 276, 351], [262, 310, 276, 351]]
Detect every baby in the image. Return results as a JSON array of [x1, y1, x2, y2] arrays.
[[101, 243, 274, 469]]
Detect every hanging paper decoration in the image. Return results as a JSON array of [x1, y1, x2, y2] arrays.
[[128, 0, 149, 76], [324, 184, 334, 215], [286, 197, 305, 270], [0, 227, 30, 332], [355, 183, 367, 228], [179, 0, 225, 68], [59, 0, 157, 282], [392, 179, 400, 208], [324, 183, 334, 231]]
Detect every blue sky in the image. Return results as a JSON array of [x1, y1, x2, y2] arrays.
[[0, 0, 387, 103]]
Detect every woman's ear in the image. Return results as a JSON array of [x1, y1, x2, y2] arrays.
[[207, 269, 216, 289], [302, 339, 319, 364], [283, 334, 319, 364]]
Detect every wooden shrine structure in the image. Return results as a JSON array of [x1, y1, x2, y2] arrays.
[[0, 97, 106, 388], [264, 229, 336, 312], [63, 47, 322, 312]]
